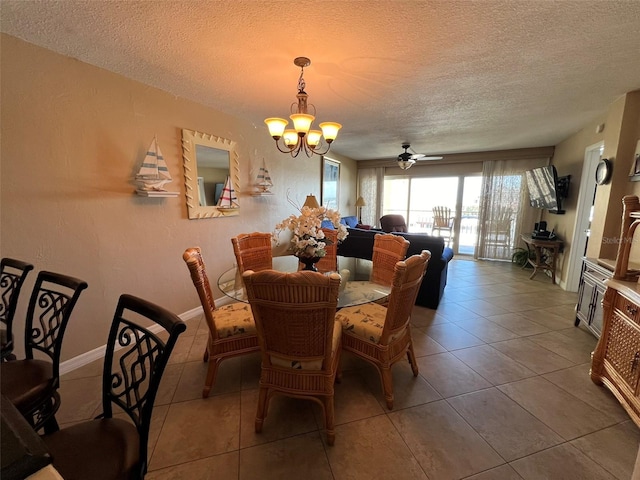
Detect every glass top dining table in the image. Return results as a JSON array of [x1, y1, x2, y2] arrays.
[[217, 256, 391, 308]]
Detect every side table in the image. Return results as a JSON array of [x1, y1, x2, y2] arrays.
[[520, 234, 564, 283]]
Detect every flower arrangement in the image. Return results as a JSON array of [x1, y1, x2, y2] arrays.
[[274, 195, 348, 259]]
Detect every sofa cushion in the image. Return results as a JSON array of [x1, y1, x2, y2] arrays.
[[340, 216, 359, 229], [321, 219, 335, 229]]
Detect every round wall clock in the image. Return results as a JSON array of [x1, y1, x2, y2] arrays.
[[595, 158, 612, 185]]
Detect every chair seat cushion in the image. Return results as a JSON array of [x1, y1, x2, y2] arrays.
[[271, 320, 341, 370], [336, 303, 405, 345], [43, 418, 140, 480], [0, 359, 54, 411], [336, 303, 387, 344], [214, 302, 256, 338]]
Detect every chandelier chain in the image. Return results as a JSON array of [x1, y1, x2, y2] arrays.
[[297, 66, 306, 93]]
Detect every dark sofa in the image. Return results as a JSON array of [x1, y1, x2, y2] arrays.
[[337, 226, 454, 309]]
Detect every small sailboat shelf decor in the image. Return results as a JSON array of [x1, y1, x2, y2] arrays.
[[216, 175, 240, 212], [135, 136, 179, 197], [251, 158, 274, 196]]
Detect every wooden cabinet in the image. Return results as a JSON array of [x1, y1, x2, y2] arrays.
[[575, 258, 612, 338], [591, 282, 640, 426], [591, 195, 640, 427]]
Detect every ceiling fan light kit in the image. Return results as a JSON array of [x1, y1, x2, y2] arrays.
[[265, 57, 342, 158], [396, 143, 442, 169]]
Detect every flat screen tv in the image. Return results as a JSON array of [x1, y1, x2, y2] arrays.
[[524, 165, 569, 214]]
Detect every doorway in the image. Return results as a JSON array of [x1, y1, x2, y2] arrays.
[[565, 141, 603, 292]]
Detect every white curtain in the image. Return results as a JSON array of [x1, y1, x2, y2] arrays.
[[475, 158, 549, 260], [358, 167, 385, 227]]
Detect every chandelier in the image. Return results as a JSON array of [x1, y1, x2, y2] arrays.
[[264, 57, 342, 158]]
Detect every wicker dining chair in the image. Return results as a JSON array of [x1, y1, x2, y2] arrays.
[[243, 269, 342, 446], [336, 250, 431, 410], [1, 270, 88, 433], [313, 228, 339, 273], [42, 294, 186, 480], [371, 234, 410, 287], [231, 232, 273, 274], [183, 247, 259, 398], [0, 257, 34, 361]]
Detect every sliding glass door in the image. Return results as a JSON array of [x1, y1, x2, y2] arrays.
[[383, 176, 482, 255]]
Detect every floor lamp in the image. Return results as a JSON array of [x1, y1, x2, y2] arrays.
[[355, 196, 366, 224]]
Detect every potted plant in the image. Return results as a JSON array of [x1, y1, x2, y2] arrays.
[[512, 247, 534, 268]]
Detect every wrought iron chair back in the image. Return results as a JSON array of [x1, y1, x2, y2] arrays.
[[101, 294, 186, 472], [42, 294, 186, 480], [1, 258, 34, 360], [24, 271, 88, 376], [1, 270, 87, 433]]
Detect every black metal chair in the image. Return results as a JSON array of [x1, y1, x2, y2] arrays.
[[0, 271, 87, 433], [42, 294, 186, 480], [1, 258, 34, 361]]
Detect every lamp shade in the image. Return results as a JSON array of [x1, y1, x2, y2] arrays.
[[355, 196, 366, 207], [307, 130, 323, 147], [303, 194, 320, 209], [283, 130, 299, 148], [397, 159, 415, 170], [290, 113, 315, 135], [319, 122, 342, 142], [264, 118, 288, 138]]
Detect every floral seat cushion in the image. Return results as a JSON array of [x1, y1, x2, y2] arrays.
[[215, 302, 256, 338], [271, 320, 341, 370], [336, 302, 404, 344]]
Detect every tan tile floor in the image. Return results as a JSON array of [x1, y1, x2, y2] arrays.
[[58, 258, 640, 479]]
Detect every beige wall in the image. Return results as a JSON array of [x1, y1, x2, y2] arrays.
[[0, 34, 356, 360], [549, 90, 640, 284]]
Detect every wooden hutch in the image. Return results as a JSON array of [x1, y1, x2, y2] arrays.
[[591, 195, 640, 427]]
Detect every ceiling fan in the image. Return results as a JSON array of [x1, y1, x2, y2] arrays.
[[397, 143, 443, 170]]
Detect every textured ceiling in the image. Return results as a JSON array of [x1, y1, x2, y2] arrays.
[[2, 0, 640, 162]]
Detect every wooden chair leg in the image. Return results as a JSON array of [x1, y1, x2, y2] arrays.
[[255, 386, 269, 433], [202, 357, 221, 398], [322, 396, 336, 446], [203, 346, 209, 362], [407, 343, 419, 377], [380, 367, 394, 410]]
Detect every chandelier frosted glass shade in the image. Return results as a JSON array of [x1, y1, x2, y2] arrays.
[[265, 57, 341, 158]]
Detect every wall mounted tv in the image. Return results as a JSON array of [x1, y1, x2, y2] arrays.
[[524, 165, 570, 214]]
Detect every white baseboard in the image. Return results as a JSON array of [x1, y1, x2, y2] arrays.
[[59, 296, 234, 376]]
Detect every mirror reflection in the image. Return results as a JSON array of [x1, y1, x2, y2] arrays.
[[181, 129, 239, 219], [195, 145, 230, 207]]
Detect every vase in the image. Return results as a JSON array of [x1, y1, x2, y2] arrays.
[[298, 256, 321, 272]]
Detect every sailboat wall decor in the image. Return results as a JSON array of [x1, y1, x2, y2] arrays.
[[135, 136, 179, 197], [251, 158, 274, 196], [216, 175, 240, 212]]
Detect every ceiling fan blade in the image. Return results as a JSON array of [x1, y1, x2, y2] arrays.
[[415, 155, 443, 161]]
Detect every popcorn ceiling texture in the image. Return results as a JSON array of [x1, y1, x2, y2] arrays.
[[1, 0, 639, 160]]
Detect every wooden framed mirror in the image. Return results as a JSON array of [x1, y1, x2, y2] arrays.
[[181, 129, 240, 219]]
